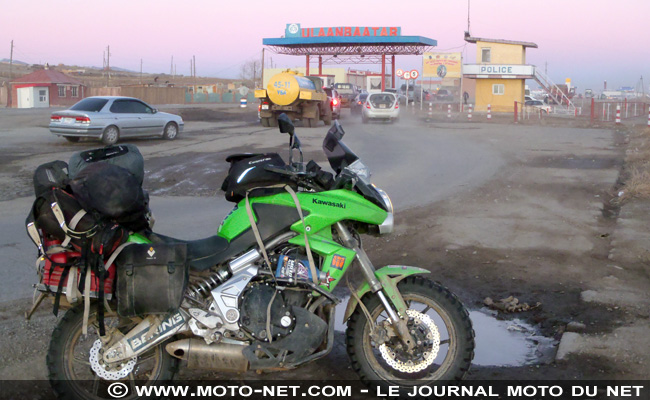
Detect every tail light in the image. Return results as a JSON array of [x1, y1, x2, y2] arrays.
[[50, 115, 62, 122], [332, 98, 339, 106], [75, 116, 90, 124], [365, 102, 370, 109], [258, 104, 261, 112], [395, 102, 399, 109]]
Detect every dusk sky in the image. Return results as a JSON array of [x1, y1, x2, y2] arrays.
[[2, 0, 649, 92]]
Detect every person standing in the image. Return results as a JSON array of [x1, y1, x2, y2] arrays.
[[463, 91, 469, 105]]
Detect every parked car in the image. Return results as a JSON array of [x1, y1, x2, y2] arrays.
[[362, 92, 399, 123], [323, 88, 342, 119], [435, 89, 454, 102], [351, 92, 369, 115], [524, 99, 552, 114], [49, 96, 184, 145], [333, 83, 358, 108]]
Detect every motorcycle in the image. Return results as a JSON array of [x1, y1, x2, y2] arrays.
[[43, 114, 475, 398]]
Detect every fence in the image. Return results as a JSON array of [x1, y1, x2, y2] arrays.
[[87, 87, 185, 105], [185, 91, 256, 105], [588, 99, 649, 123]]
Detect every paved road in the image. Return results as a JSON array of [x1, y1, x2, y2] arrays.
[[0, 108, 502, 301]]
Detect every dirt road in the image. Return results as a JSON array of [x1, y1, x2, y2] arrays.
[[0, 105, 646, 386]]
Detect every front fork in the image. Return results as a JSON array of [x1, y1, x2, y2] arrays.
[[335, 222, 414, 350]]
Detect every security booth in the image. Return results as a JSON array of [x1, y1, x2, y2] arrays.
[[462, 33, 538, 112]]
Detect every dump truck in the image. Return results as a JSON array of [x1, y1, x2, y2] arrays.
[[255, 71, 332, 128]]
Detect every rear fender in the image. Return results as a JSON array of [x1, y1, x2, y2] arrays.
[[343, 265, 430, 322]]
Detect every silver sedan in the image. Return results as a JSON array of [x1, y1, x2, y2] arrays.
[[49, 96, 184, 144]]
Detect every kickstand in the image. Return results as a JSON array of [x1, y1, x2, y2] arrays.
[[25, 292, 46, 320]]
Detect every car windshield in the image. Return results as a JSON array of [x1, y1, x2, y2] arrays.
[[69, 98, 109, 112], [368, 93, 396, 107], [334, 83, 354, 94]]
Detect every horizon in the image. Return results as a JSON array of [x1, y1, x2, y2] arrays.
[[2, 0, 649, 92]]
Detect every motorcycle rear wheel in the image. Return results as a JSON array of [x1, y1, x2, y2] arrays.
[[47, 304, 177, 400], [346, 276, 474, 392]]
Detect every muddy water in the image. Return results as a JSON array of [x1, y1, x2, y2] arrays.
[[334, 299, 556, 367]]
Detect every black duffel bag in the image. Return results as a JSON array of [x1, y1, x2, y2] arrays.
[[115, 242, 188, 317], [69, 144, 145, 185], [69, 162, 149, 232]]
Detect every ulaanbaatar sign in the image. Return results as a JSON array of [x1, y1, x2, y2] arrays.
[[285, 23, 401, 38], [462, 64, 535, 77], [423, 52, 462, 78]]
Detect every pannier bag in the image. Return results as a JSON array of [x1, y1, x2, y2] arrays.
[[69, 144, 145, 185], [116, 242, 188, 317], [221, 153, 296, 203], [69, 163, 149, 232], [33, 160, 69, 198]]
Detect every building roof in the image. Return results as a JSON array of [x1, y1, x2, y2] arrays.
[[10, 69, 84, 85], [464, 32, 538, 48]]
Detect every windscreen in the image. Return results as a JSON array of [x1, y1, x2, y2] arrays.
[[70, 98, 109, 112], [322, 123, 359, 174], [334, 83, 354, 94]]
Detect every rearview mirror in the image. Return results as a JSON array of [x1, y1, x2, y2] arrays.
[[277, 113, 294, 135]]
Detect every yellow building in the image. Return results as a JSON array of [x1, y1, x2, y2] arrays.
[[463, 33, 538, 112]]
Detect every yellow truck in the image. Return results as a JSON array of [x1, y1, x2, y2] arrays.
[[255, 71, 332, 128]]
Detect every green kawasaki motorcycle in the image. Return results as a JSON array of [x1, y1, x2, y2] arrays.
[[47, 114, 474, 398]]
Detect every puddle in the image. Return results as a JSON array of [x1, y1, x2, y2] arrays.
[[470, 309, 557, 366], [333, 299, 556, 367]]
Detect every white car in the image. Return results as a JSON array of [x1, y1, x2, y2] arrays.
[[524, 99, 552, 114], [362, 92, 400, 123]]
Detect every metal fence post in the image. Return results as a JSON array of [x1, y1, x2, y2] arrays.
[[514, 101, 518, 123], [487, 104, 491, 121], [616, 105, 621, 124], [590, 98, 595, 125]]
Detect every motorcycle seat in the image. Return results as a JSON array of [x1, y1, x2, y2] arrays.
[[147, 232, 229, 271]]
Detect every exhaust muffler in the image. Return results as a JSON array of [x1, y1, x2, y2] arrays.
[[166, 339, 249, 372]]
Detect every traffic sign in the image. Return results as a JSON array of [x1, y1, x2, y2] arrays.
[[396, 69, 404, 77], [403, 71, 411, 80], [410, 70, 419, 79]]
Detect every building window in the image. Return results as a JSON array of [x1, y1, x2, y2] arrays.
[[39, 90, 47, 102], [71, 86, 78, 97], [492, 84, 505, 95], [481, 48, 491, 63], [58, 86, 65, 97]]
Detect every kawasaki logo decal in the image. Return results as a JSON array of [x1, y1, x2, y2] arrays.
[[312, 198, 346, 209]]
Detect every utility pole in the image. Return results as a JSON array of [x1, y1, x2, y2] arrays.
[[261, 48, 265, 88], [171, 56, 173, 75], [106, 45, 111, 87], [9, 40, 14, 80], [140, 59, 143, 84], [193, 55, 196, 80]]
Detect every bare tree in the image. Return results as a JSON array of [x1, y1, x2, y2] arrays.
[[239, 58, 261, 86]]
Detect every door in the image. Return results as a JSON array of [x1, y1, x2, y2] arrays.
[[17, 87, 32, 108], [34, 87, 49, 108], [129, 100, 165, 135], [108, 99, 141, 137]]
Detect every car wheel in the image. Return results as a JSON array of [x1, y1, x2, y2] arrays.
[[163, 122, 178, 140], [64, 137, 80, 143], [101, 125, 119, 145]]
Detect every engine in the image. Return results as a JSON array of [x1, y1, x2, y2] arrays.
[[239, 283, 295, 341]]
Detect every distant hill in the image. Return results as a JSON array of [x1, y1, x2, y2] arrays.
[[0, 58, 28, 65]]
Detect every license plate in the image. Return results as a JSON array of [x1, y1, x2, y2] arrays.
[[261, 105, 269, 110], [63, 117, 75, 124], [379, 105, 387, 109]]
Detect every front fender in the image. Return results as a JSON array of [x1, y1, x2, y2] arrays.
[[343, 265, 430, 322]]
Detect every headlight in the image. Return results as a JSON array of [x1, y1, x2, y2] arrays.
[[373, 185, 394, 214]]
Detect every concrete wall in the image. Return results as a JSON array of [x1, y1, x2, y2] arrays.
[[476, 41, 526, 64], [475, 78, 524, 112]]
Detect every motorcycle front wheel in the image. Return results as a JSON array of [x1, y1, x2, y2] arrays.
[[47, 304, 178, 400], [346, 276, 474, 391]]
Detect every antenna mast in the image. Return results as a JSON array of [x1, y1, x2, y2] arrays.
[[467, 0, 471, 34]]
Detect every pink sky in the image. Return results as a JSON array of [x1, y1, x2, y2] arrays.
[[2, 0, 649, 91]]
